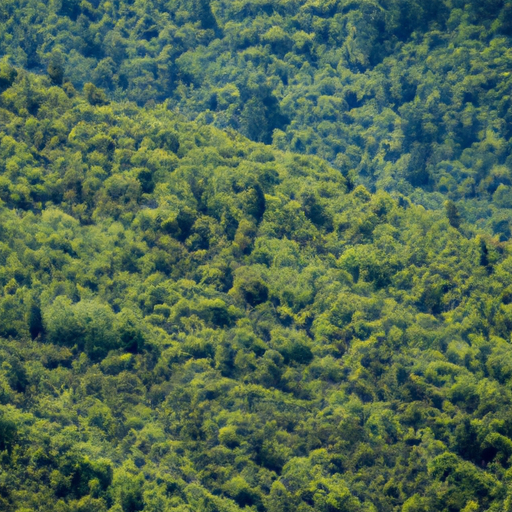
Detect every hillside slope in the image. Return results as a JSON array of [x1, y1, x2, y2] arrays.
[[0, 70, 512, 512], [1, 0, 512, 231]]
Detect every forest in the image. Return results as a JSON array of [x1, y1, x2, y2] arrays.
[[2, 0, 512, 227], [0, 1, 512, 511]]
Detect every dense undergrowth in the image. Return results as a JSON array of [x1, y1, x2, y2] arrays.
[[0, 70, 512, 511]]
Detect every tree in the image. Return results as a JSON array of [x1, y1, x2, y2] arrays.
[[43, 297, 121, 360], [0, 61, 17, 92], [84, 83, 108, 106], [47, 52, 65, 86], [28, 301, 44, 340], [266, 481, 293, 512], [240, 97, 269, 143], [0, 412, 17, 453], [445, 200, 461, 229], [194, 0, 219, 31]]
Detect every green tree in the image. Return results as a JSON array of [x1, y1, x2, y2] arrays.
[[445, 200, 461, 229], [84, 83, 108, 106], [47, 51, 65, 86]]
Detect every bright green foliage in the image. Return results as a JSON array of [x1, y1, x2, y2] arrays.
[[0, 71, 511, 511]]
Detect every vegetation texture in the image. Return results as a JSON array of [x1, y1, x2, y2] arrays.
[[2, 0, 512, 228], [0, 1, 512, 512]]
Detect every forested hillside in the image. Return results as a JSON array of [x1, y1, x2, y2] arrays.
[[0, 68, 512, 511], [1, 1, 512, 511], [2, 0, 512, 231]]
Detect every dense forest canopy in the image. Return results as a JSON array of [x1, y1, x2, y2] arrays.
[[2, 0, 512, 232], [0, 0, 512, 511], [0, 67, 511, 512]]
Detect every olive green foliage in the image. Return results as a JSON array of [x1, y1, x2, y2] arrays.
[[1, 71, 512, 511], [1, 0, 512, 233]]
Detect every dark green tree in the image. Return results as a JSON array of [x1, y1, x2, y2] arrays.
[[47, 51, 65, 85], [445, 200, 461, 229]]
